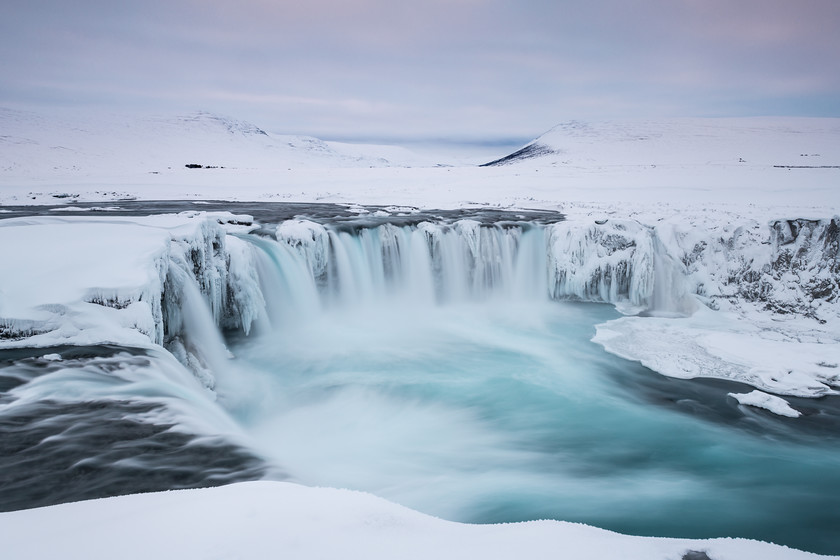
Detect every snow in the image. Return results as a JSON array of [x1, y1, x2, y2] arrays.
[[0, 107, 437, 185], [0, 212, 260, 354], [547, 219, 655, 309], [2, 108, 840, 558], [2, 109, 838, 215], [275, 219, 331, 280], [488, 118, 840, 170], [0, 219, 168, 319], [593, 305, 840, 400], [729, 390, 802, 418], [0, 480, 828, 560], [0, 217, 172, 348]]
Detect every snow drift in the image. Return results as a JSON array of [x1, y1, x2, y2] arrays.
[[0, 480, 829, 560]]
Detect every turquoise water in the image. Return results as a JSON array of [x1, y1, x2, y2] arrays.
[[219, 299, 840, 555]]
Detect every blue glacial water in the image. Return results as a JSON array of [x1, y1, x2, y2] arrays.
[[220, 298, 840, 555]]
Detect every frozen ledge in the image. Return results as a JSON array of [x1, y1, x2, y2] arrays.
[[593, 305, 840, 399], [0, 212, 258, 352]]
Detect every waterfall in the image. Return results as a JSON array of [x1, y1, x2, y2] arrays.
[[648, 236, 698, 317], [147, 211, 703, 391], [150, 214, 702, 393], [245, 235, 321, 328], [261, 220, 551, 309], [163, 265, 231, 389]]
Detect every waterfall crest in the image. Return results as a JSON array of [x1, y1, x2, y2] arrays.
[[265, 220, 551, 312], [222, 217, 700, 334]]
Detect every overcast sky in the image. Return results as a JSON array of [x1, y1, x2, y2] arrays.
[[3, 0, 839, 143]]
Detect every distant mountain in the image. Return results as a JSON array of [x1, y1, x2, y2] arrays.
[[171, 111, 270, 137], [481, 118, 840, 168], [0, 108, 427, 180]]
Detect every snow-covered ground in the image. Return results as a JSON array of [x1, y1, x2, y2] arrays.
[[1, 109, 840, 559], [0, 107, 439, 182], [0, 480, 828, 560], [2, 109, 837, 213]]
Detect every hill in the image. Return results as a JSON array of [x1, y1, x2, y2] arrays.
[[0, 108, 427, 181], [482, 118, 840, 170]]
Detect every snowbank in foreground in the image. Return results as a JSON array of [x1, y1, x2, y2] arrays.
[[0, 481, 830, 560]]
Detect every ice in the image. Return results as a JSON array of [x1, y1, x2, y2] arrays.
[[589, 214, 840, 397], [0, 212, 270, 387], [729, 390, 802, 418], [547, 219, 655, 308], [2, 206, 838, 404], [223, 235, 266, 335], [275, 219, 331, 280], [0, 219, 169, 321], [3, 205, 832, 398], [593, 306, 840, 398]]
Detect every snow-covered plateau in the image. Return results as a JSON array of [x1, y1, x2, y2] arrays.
[[1, 109, 840, 559]]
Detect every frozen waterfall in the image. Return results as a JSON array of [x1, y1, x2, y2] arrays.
[[268, 219, 550, 309], [226, 217, 697, 330]]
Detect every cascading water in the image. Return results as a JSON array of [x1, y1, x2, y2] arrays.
[[648, 235, 698, 317], [266, 219, 550, 309]]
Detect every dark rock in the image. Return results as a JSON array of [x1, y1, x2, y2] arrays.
[[682, 551, 713, 560], [480, 143, 557, 166]]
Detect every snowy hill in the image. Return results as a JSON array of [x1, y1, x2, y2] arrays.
[[0, 108, 427, 181], [482, 118, 840, 169]]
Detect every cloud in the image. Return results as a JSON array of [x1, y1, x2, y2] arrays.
[[2, 0, 838, 141]]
